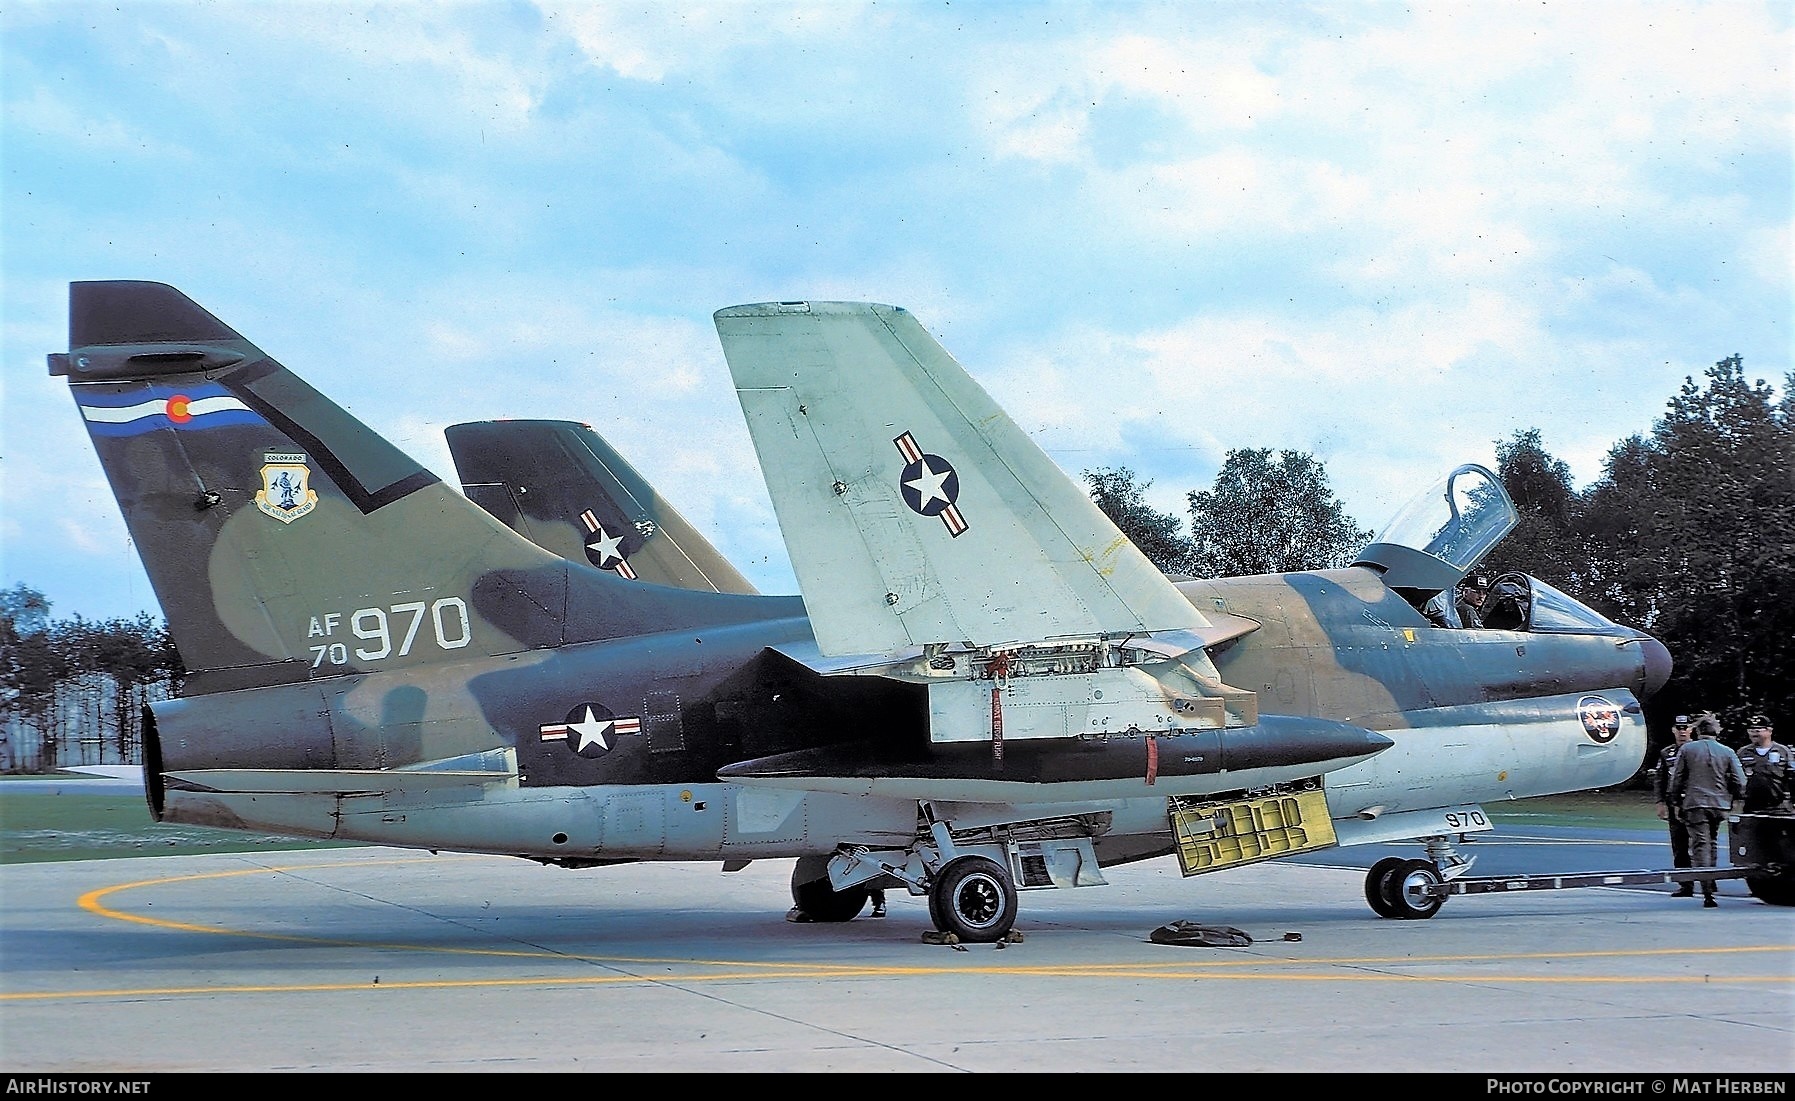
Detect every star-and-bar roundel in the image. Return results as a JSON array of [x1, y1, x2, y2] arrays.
[[894, 432, 968, 537], [539, 703, 642, 758], [578, 509, 638, 579]]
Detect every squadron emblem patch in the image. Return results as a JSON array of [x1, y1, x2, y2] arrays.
[[894, 432, 968, 537], [254, 453, 319, 524], [540, 703, 641, 758], [1576, 695, 1622, 743]]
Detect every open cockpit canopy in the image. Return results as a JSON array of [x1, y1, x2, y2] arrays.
[[1353, 464, 1518, 595], [1353, 465, 1633, 636]]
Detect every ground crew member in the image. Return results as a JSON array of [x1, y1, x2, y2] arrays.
[[1736, 713, 1791, 814], [1669, 713, 1746, 908], [1653, 714, 1696, 896]]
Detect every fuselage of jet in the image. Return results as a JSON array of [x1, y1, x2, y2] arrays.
[[147, 561, 1656, 868]]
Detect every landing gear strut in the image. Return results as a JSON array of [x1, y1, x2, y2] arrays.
[[805, 802, 1080, 938]]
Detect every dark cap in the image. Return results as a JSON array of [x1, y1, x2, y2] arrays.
[[1672, 715, 1693, 726], [1463, 575, 1489, 591], [1746, 713, 1773, 728]]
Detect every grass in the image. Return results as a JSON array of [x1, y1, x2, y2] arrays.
[[1485, 787, 1659, 830], [0, 773, 1660, 865], [0, 785, 356, 864]]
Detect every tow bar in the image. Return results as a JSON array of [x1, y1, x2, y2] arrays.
[[1425, 811, 1795, 905]]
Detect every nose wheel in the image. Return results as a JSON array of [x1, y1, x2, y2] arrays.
[[928, 856, 1018, 942], [1365, 857, 1446, 919]]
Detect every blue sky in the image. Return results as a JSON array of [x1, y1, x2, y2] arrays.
[[3, 0, 1789, 622]]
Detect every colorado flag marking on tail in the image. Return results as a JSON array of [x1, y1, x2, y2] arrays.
[[74, 382, 261, 437]]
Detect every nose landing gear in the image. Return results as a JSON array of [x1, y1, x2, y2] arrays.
[[1365, 856, 1446, 919]]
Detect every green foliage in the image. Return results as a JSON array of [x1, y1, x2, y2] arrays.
[[1186, 449, 1372, 576], [1081, 467, 1196, 574], [1482, 429, 1582, 586], [1577, 356, 1794, 736]]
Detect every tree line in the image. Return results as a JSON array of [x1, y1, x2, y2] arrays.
[[0, 585, 183, 772], [1086, 355, 1793, 745]]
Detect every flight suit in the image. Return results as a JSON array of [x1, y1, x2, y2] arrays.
[[1737, 740, 1793, 813], [1652, 741, 1690, 876]]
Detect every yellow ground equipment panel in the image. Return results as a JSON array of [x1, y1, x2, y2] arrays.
[[1169, 785, 1338, 876]]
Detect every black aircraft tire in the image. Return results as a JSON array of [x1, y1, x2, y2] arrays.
[[790, 858, 870, 922], [1744, 873, 1795, 906], [931, 856, 1017, 943], [1365, 857, 1407, 918], [1389, 858, 1446, 920]]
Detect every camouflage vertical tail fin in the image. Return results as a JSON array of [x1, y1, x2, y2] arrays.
[[445, 419, 759, 595], [52, 281, 770, 693]]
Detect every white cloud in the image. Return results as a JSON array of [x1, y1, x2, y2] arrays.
[[546, 1, 887, 86], [1, 0, 1785, 619]]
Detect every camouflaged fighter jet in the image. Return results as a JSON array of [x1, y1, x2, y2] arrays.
[[444, 419, 758, 596], [53, 283, 1669, 943]]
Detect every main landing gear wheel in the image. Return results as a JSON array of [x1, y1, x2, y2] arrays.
[[929, 856, 1018, 943], [1365, 857, 1407, 918], [790, 856, 870, 922], [1384, 858, 1446, 920]]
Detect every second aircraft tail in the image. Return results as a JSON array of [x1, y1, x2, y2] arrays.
[[445, 419, 759, 595]]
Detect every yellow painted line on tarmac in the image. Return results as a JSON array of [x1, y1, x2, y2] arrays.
[[4, 968, 1790, 1003], [77, 854, 1787, 962], [9, 855, 1779, 1005], [1050, 944, 1794, 968], [76, 857, 893, 972]]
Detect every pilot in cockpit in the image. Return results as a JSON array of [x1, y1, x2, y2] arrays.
[[1454, 575, 1489, 629]]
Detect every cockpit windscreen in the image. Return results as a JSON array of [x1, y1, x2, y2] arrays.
[[1524, 575, 1635, 636]]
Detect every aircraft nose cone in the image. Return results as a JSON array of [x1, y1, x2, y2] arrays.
[[1639, 636, 1673, 697]]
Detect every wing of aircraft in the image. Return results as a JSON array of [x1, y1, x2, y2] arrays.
[[716, 301, 1207, 655], [715, 300, 1271, 768], [445, 418, 759, 595], [52, 281, 1699, 946]]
